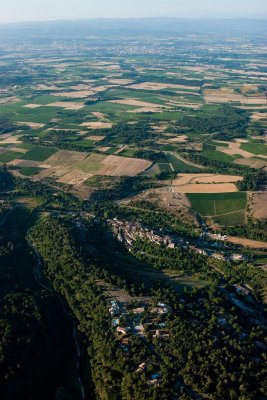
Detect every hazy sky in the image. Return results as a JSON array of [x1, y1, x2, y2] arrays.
[[1, 0, 267, 23]]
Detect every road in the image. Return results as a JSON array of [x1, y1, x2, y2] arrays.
[[29, 239, 86, 400]]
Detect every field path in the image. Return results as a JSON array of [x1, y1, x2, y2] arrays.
[[204, 208, 246, 218]]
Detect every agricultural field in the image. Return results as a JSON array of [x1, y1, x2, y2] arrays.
[[21, 146, 58, 162], [1, 20, 267, 400], [188, 192, 247, 225], [172, 173, 242, 193], [0, 21, 266, 228]]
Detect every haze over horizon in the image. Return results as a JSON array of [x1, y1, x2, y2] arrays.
[[2, 0, 267, 24]]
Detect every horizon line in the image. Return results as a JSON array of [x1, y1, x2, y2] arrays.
[[1, 16, 267, 26]]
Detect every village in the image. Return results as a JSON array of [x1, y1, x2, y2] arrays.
[[108, 217, 245, 264]]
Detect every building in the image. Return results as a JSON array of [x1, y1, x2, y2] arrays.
[[116, 326, 131, 335]]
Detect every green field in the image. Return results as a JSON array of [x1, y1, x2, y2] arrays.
[[241, 142, 267, 156], [203, 149, 236, 163], [118, 148, 138, 158], [16, 143, 35, 151], [0, 151, 22, 163], [21, 146, 58, 161], [19, 167, 43, 176], [188, 192, 247, 217], [167, 154, 202, 173], [158, 163, 173, 173], [214, 210, 246, 225], [76, 153, 106, 173]]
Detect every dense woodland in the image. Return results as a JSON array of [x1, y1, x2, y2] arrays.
[[0, 208, 75, 400], [28, 217, 267, 400], [171, 106, 249, 139], [28, 218, 170, 400], [0, 166, 14, 190]]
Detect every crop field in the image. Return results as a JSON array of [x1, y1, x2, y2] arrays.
[[203, 149, 237, 163], [188, 192, 247, 217], [240, 142, 267, 156], [172, 173, 242, 185], [22, 146, 58, 162], [0, 150, 22, 164], [97, 155, 152, 176], [214, 210, 246, 225], [173, 183, 239, 194], [167, 154, 202, 173], [158, 163, 173, 173], [19, 167, 43, 176], [1, 25, 267, 224], [75, 153, 107, 173]]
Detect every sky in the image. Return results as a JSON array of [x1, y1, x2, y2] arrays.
[[1, 0, 267, 23]]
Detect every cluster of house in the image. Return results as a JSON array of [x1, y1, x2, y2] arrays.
[[109, 218, 246, 265], [213, 233, 228, 241], [109, 218, 176, 249], [108, 299, 171, 385], [212, 252, 244, 262]]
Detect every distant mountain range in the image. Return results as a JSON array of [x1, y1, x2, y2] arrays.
[[0, 17, 266, 40]]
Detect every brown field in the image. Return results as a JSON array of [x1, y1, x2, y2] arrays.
[[166, 101, 201, 109], [127, 82, 200, 91], [245, 98, 267, 105], [109, 99, 161, 108], [53, 90, 95, 98], [45, 101, 85, 110], [234, 158, 267, 169], [57, 169, 93, 185], [68, 84, 92, 90], [251, 191, 267, 220], [172, 183, 238, 194], [43, 150, 88, 167], [0, 96, 19, 105], [252, 112, 267, 121], [98, 146, 111, 152], [0, 134, 22, 144], [108, 78, 134, 85], [91, 112, 109, 121], [205, 87, 267, 105], [119, 186, 197, 226], [23, 103, 42, 109], [17, 121, 45, 129], [97, 155, 152, 176], [217, 140, 267, 160], [88, 135, 105, 141], [240, 84, 259, 93], [35, 167, 57, 179], [8, 159, 41, 167], [217, 142, 254, 158], [204, 88, 246, 103], [80, 121, 113, 129], [237, 105, 267, 110], [9, 147, 28, 153], [35, 84, 59, 90], [172, 173, 242, 186], [128, 107, 165, 113], [167, 135, 188, 143], [93, 64, 120, 71], [93, 85, 114, 93], [227, 236, 267, 249]]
